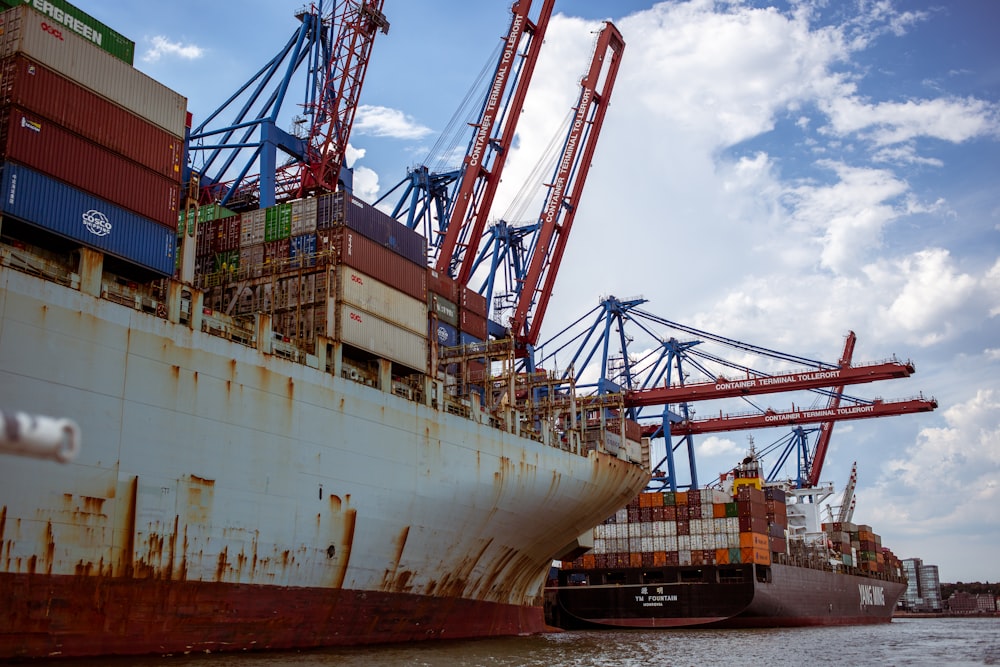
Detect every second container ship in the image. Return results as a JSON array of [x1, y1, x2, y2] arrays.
[[545, 452, 907, 629]]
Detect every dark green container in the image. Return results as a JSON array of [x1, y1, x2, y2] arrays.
[[264, 203, 292, 241], [8, 0, 136, 64]]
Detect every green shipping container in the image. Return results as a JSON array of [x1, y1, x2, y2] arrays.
[[725, 502, 739, 517], [264, 203, 292, 241], [9, 0, 136, 64], [729, 547, 742, 564], [662, 492, 675, 506], [212, 250, 239, 273]]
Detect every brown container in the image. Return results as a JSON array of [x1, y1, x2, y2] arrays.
[[0, 54, 183, 181], [329, 227, 426, 302], [0, 106, 178, 227], [0, 6, 187, 137], [676, 519, 690, 536], [663, 505, 677, 521], [427, 268, 459, 302], [459, 307, 488, 339], [738, 515, 768, 534], [461, 285, 488, 317]]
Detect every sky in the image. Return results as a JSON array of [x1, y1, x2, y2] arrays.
[[85, 0, 999, 584]]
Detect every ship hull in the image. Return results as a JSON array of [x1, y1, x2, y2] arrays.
[[0, 265, 649, 659], [545, 563, 906, 630]]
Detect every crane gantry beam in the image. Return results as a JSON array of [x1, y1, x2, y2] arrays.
[[667, 396, 938, 436], [623, 357, 915, 408]]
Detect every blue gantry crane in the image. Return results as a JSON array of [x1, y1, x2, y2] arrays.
[[534, 299, 936, 492], [187, 0, 388, 210]]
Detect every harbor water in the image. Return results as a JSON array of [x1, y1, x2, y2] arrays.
[[25, 617, 1000, 666]]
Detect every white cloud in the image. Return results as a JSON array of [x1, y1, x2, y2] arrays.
[[142, 36, 203, 63], [821, 96, 1000, 146], [353, 105, 433, 140]]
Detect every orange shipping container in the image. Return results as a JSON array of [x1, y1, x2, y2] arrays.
[[653, 551, 668, 567], [713, 503, 727, 519], [715, 548, 730, 564], [741, 546, 771, 565], [739, 532, 770, 550], [581, 554, 596, 569], [629, 552, 643, 567]]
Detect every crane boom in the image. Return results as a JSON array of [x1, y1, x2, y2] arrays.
[[807, 331, 856, 487], [435, 0, 555, 281], [510, 22, 625, 347], [668, 396, 937, 435], [837, 462, 858, 522], [287, 0, 389, 198], [624, 357, 914, 408]]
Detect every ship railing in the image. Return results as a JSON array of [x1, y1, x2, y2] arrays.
[[0, 245, 79, 289]]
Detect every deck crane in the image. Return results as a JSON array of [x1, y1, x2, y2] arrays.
[[376, 1, 555, 269], [187, 0, 388, 210], [837, 462, 858, 522], [507, 22, 625, 351]]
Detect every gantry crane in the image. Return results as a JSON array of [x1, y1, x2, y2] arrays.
[[532, 297, 936, 491], [187, 0, 388, 210], [377, 0, 555, 269]]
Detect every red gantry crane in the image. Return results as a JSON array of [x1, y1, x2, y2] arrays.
[[432, 0, 556, 279], [508, 22, 626, 350]]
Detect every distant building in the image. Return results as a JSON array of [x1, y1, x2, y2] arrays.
[[901, 558, 943, 613], [947, 591, 998, 614]]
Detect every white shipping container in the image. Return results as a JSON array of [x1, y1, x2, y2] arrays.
[[337, 303, 428, 372], [616, 508, 628, 523], [241, 210, 266, 248], [689, 534, 704, 551], [652, 521, 664, 538], [640, 537, 653, 553], [664, 535, 677, 551], [0, 6, 187, 137], [337, 266, 426, 334], [595, 524, 609, 539], [290, 198, 318, 236], [665, 521, 676, 536], [677, 535, 690, 551]]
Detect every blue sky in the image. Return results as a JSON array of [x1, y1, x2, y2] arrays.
[[87, 0, 998, 583]]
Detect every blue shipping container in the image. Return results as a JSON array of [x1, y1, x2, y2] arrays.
[[290, 232, 317, 268], [345, 194, 426, 266], [0, 162, 174, 275], [431, 320, 458, 348], [459, 331, 484, 346]]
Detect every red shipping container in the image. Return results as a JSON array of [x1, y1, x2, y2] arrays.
[[0, 107, 178, 228], [461, 285, 488, 317], [330, 227, 426, 302], [459, 308, 488, 339], [427, 268, 459, 302], [0, 54, 183, 181]]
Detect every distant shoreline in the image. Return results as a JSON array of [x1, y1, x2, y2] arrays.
[[894, 611, 1000, 618]]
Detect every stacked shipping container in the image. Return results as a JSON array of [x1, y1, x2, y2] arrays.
[[565, 486, 785, 571], [820, 520, 902, 575], [0, 4, 185, 276]]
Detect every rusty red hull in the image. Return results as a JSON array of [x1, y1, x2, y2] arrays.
[[1, 571, 546, 659]]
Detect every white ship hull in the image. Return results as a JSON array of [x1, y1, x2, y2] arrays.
[[0, 263, 648, 658]]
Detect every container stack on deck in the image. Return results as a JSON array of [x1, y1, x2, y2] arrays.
[[820, 520, 903, 575], [0, 3, 186, 276], [191, 190, 491, 381], [564, 485, 791, 572]]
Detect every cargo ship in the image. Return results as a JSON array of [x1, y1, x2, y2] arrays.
[[545, 451, 907, 628], [0, 2, 650, 659]]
